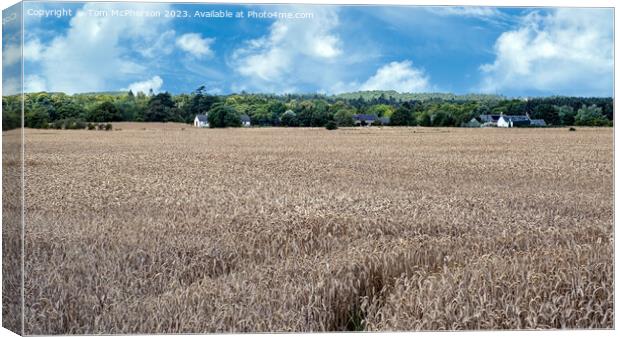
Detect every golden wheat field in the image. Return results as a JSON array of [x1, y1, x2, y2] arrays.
[[8, 124, 616, 333]]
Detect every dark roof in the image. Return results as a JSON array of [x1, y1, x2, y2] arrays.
[[500, 115, 530, 122], [530, 119, 547, 126], [195, 114, 209, 122], [353, 114, 378, 121], [480, 114, 531, 123], [499, 115, 530, 126], [240, 115, 251, 122], [479, 114, 502, 122]]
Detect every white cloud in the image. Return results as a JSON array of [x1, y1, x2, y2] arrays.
[[427, 6, 514, 27], [360, 60, 430, 93], [3, 77, 21, 96], [2, 75, 46, 95], [176, 33, 215, 58], [140, 30, 176, 58], [430, 6, 503, 18], [236, 44, 290, 81], [23, 39, 44, 62], [25, 3, 172, 94], [25, 75, 47, 93], [231, 6, 343, 91], [2, 43, 21, 66], [122, 76, 163, 95], [328, 80, 360, 94], [479, 9, 613, 96], [311, 33, 341, 58]]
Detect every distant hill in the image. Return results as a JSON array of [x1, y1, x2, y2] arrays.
[[334, 90, 505, 102], [73, 91, 128, 96]]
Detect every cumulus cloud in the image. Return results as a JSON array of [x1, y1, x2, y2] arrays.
[[122, 76, 163, 95], [429, 6, 502, 17], [25, 75, 47, 93], [326, 60, 432, 94], [360, 60, 430, 93], [3, 77, 21, 96], [2, 43, 21, 66], [231, 6, 342, 91], [23, 39, 44, 62], [427, 6, 514, 27], [479, 9, 613, 96], [2, 72, 46, 95], [140, 30, 176, 58], [176, 33, 215, 58], [24, 3, 173, 94], [430, 6, 503, 18]]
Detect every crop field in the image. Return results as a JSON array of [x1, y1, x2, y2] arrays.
[[12, 125, 614, 333]]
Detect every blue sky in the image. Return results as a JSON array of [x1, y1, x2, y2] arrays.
[[5, 2, 614, 97]]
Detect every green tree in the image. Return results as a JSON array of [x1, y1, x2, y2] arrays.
[[333, 108, 355, 126], [251, 104, 272, 126], [325, 121, 338, 130], [390, 106, 413, 126], [296, 100, 330, 127], [57, 103, 85, 120], [500, 100, 526, 115], [268, 101, 287, 123], [25, 106, 49, 128], [557, 105, 576, 125], [575, 105, 610, 126], [207, 104, 241, 128], [2, 96, 21, 130], [431, 111, 455, 127], [186, 86, 219, 118], [145, 93, 177, 122], [367, 104, 394, 118], [30, 93, 58, 121], [89, 101, 122, 122], [280, 110, 299, 127], [416, 112, 432, 126], [532, 104, 559, 125], [311, 109, 331, 127]]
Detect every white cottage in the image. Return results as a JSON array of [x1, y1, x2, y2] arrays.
[[497, 115, 531, 128], [497, 116, 512, 128], [240, 115, 251, 127], [194, 114, 209, 128]]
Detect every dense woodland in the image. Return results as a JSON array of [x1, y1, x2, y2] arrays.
[[2, 87, 614, 130]]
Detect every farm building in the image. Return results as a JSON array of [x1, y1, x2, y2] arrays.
[[353, 114, 379, 126], [530, 119, 547, 127], [479, 114, 503, 124], [240, 115, 251, 127], [497, 115, 531, 128], [195, 114, 251, 127], [480, 114, 533, 128], [194, 114, 209, 128]]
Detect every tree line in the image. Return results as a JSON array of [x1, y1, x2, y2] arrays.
[[2, 88, 613, 130]]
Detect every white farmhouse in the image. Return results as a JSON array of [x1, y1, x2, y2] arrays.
[[240, 114, 251, 127], [497, 116, 512, 128], [194, 114, 209, 128], [497, 115, 531, 128]]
